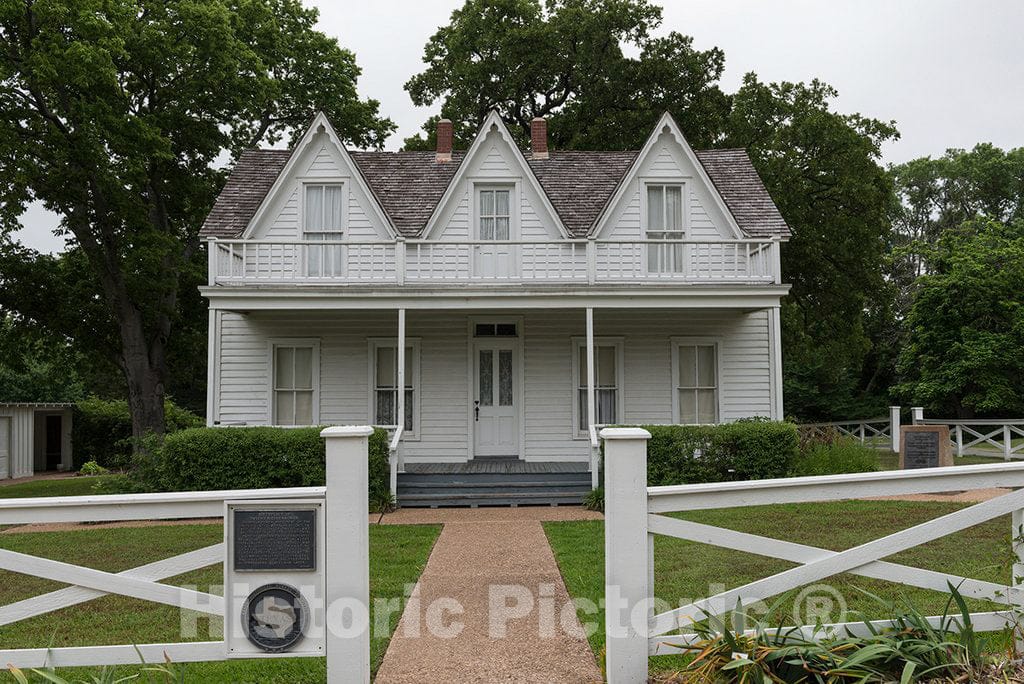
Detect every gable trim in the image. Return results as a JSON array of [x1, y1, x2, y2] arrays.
[[421, 110, 570, 240], [591, 112, 744, 239], [242, 112, 396, 239]]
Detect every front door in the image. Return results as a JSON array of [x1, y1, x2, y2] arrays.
[[45, 415, 62, 470], [473, 339, 518, 456]]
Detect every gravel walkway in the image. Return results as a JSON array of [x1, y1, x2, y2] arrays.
[[374, 518, 603, 684]]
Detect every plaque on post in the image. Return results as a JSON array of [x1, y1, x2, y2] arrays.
[[899, 425, 952, 469]]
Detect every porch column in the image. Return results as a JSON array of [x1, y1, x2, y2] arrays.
[[586, 308, 596, 433], [397, 309, 406, 434], [770, 306, 784, 420]]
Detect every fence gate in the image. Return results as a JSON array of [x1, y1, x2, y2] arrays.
[[0, 425, 374, 684], [602, 427, 1024, 684]]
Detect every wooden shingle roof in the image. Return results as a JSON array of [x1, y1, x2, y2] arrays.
[[200, 147, 789, 239]]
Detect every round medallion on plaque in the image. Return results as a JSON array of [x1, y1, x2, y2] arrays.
[[241, 583, 309, 653]]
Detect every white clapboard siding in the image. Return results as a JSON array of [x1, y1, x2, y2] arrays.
[[0, 416, 8, 479], [215, 309, 772, 462]]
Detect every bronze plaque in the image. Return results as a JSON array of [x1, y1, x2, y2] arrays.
[[899, 425, 952, 470], [233, 508, 316, 572]]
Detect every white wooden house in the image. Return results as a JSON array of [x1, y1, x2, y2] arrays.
[[200, 111, 790, 505]]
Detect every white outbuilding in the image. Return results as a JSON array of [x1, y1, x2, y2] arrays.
[[0, 403, 74, 479]]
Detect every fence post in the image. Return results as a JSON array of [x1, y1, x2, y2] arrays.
[[602, 427, 652, 684], [912, 407, 924, 425], [890, 406, 901, 453], [1013, 508, 1024, 653], [1006, 425, 1013, 461], [321, 426, 373, 684], [956, 424, 964, 458]]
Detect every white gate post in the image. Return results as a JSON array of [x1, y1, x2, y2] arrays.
[[322, 426, 373, 684], [911, 407, 924, 425], [890, 406, 901, 453], [1013, 508, 1024, 653], [1005, 425, 1013, 462], [602, 427, 651, 684]]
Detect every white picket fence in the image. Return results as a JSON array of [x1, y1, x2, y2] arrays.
[[798, 406, 1024, 460], [601, 427, 1024, 684], [0, 427, 374, 683]]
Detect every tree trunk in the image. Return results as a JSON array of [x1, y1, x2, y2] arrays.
[[117, 304, 168, 444]]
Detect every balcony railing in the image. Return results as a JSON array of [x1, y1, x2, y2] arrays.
[[207, 238, 781, 286]]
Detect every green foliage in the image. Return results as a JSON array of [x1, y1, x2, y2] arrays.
[[73, 397, 202, 469], [790, 439, 882, 477], [136, 427, 392, 512], [403, 0, 728, 150], [637, 421, 799, 486], [725, 76, 898, 421], [78, 460, 110, 477], [896, 219, 1024, 417], [0, 314, 86, 403], [0, 0, 393, 439], [582, 487, 604, 512], [674, 585, 987, 683]]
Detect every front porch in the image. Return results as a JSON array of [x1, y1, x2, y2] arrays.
[[205, 304, 783, 505]]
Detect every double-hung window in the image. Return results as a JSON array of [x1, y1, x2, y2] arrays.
[[646, 183, 685, 273], [478, 188, 511, 240], [271, 340, 319, 425], [573, 340, 623, 434], [673, 340, 719, 424], [303, 183, 344, 276], [370, 340, 419, 435]]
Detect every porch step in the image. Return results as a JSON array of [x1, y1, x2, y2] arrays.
[[396, 461, 593, 508]]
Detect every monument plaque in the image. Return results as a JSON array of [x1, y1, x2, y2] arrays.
[[899, 425, 952, 469], [233, 508, 316, 572]]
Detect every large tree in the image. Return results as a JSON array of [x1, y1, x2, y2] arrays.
[[724, 76, 899, 419], [0, 0, 394, 441], [403, 0, 730, 150], [896, 219, 1024, 417]]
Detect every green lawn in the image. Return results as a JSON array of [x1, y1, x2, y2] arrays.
[[0, 522, 440, 682], [545, 499, 1015, 674], [0, 476, 116, 499]]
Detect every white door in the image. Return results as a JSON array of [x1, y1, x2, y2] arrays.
[[473, 340, 518, 456], [0, 417, 9, 479]]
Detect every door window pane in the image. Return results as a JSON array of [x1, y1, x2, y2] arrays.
[[479, 349, 493, 406], [499, 349, 513, 406]]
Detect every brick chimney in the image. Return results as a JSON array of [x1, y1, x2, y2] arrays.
[[530, 117, 549, 159], [436, 118, 453, 162]]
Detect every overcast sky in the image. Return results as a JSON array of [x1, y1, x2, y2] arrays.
[[13, 0, 1024, 253]]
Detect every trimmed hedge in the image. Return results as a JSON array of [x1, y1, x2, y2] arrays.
[[637, 420, 799, 486], [73, 397, 203, 469], [139, 426, 391, 510]]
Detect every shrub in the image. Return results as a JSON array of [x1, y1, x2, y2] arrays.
[[790, 438, 882, 477], [72, 397, 202, 469], [634, 420, 799, 486], [136, 426, 391, 512], [582, 487, 604, 512], [77, 460, 109, 476]]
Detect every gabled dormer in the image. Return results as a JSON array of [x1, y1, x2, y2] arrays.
[[593, 112, 745, 242], [243, 112, 394, 242], [421, 111, 568, 241]]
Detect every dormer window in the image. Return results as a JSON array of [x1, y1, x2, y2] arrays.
[[478, 187, 511, 240], [303, 183, 344, 276], [646, 183, 685, 273]]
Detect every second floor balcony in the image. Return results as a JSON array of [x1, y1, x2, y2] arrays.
[[206, 237, 782, 288]]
